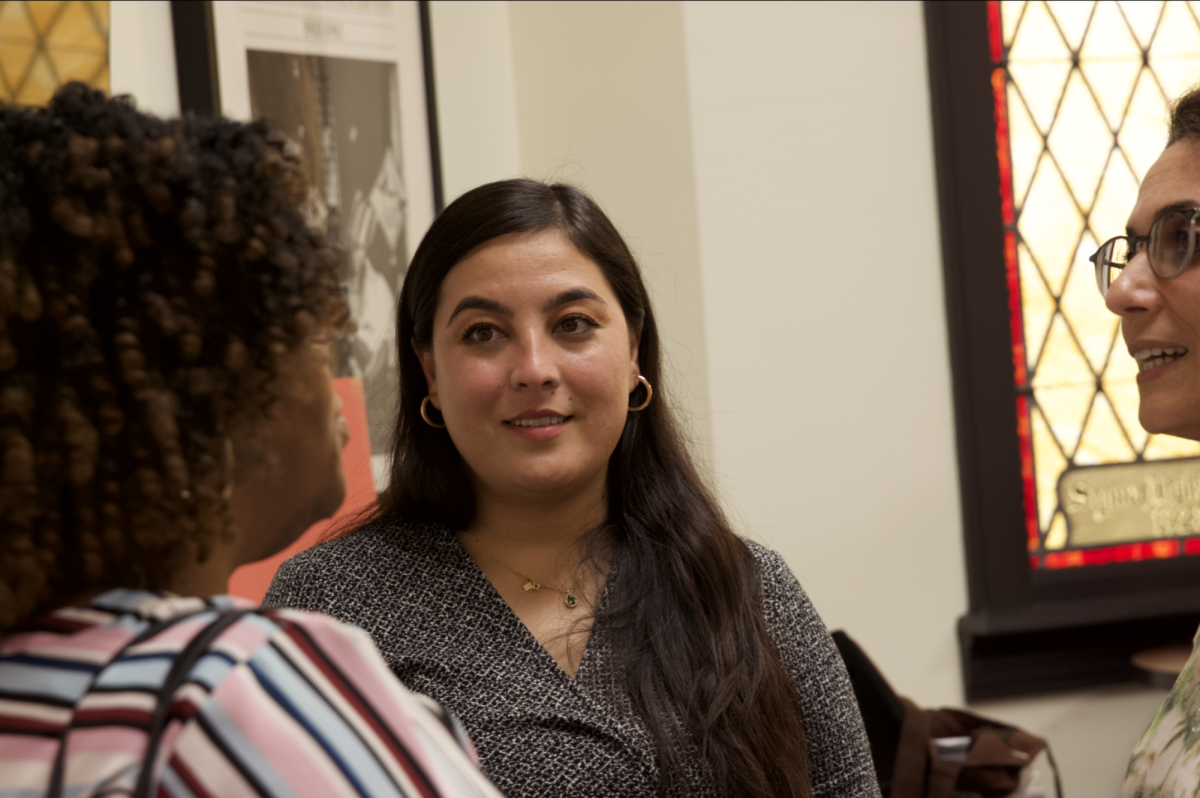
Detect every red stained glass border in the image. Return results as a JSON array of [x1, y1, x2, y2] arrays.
[[1041, 538, 1200, 569], [988, 1, 1038, 556]]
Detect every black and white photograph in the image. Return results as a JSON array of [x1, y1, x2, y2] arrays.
[[247, 51, 407, 459]]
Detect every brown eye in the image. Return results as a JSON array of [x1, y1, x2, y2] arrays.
[[558, 315, 594, 334], [463, 324, 498, 343]]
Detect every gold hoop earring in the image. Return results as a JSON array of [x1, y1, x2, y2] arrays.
[[628, 375, 653, 412], [421, 394, 447, 428]]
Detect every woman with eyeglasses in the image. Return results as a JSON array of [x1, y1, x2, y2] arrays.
[[263, 179, 880, 798], [1097, 85, 1200, 797], [0, 85, 500, 798]]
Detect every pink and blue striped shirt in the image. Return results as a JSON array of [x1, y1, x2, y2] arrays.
[[0, 590, 504, 798]]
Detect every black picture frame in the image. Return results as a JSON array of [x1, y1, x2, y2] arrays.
[[925, 0, 1200, 701], [169, 0, 443, 212]]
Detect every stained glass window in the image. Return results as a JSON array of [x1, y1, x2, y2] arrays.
[[990, 0, 1200, 570], [0, 1, 108, 105]]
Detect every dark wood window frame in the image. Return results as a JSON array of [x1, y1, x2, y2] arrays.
[[925, 0, 1200, 700]]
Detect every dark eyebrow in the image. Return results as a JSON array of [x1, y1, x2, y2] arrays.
[[445, 288, 605, 327], [446, 296, 514, 326], [1127, 201, 1200, 237], [542, 288, 605, 313]]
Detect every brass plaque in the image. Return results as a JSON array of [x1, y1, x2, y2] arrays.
[[1060, 458, 1200, 547]]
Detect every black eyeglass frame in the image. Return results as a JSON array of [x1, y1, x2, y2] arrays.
[[1090, 207, 1200, 297]]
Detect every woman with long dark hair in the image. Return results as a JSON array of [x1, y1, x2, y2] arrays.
[[265, 179, 879, 797]]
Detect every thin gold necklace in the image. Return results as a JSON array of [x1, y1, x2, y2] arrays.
[[467, 532, 579, 609]]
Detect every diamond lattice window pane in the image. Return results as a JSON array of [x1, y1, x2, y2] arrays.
[[996, 0, 1200, 568], [1116, 0, 1165, 49], [1019, 159, 1084, 295], [0, 2, 36, 42], [1020, 242, 1055, 372], [1046, 511, 1069, 549], [1059, 231, 1119, 373], [1089, 153, 1140, 244], [1008, 82, 1043, 206], [1119, 71, 1168, 181], [1008, 3, 1073, 134], [0, 2, 109, 104], [27, 1, 65, 34], [1003, 1, 1028, 46], [0, 40, 35, 96], [1079, 2, 1143, 126], [1032, 405, 1069, 529], [1032, 313, 1095, 457], [1148, 3, 1200, 99], [17, 52, 56, 104], [1143, 435, 1200, 460], [47, 1, 100, 49], [1046, 71, 1112, 210], [1076, 393, 1136, 464], [1045, 1, 1094, 50], [1102, 346, 1146, 451]]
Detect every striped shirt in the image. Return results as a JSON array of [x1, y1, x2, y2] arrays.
[[0, 589, 504, 798]]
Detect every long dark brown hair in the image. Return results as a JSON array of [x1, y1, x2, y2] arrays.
[[364, 179, 811, 797]]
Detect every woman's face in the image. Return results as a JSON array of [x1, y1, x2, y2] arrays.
[[1106, 140, 1200, 439], [232, 336, 349, 562], [417, 228, 640, 506]]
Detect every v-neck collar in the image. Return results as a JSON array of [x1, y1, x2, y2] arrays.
[[446, 527, 600, 685]]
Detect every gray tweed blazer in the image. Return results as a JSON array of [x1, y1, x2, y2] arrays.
[[263, 521, 881, 798]]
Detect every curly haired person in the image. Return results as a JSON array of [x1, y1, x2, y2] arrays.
[[0, 84, 501, 798]]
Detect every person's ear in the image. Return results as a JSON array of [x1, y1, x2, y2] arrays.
[[412, 339, 440, 407]]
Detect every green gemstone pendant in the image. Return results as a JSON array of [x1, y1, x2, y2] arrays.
[[565, 592, 578, 608]]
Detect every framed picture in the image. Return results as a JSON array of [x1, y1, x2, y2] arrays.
[[170, 0, 443, 599]]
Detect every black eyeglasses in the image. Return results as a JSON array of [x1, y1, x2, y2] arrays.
[[1091, 207, 1200, 297]]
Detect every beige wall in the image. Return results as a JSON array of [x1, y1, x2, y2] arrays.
[[427, 1, 521, 204], [110, 1, 178, 117], [683, 0, 964, 698], [109, 2, 1169, 794]]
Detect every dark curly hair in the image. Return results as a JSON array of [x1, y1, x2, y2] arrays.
[[1168, 83, 1200, 146], [0, 84, 349, 633]]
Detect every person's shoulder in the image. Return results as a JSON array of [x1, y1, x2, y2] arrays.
[[282, 517, 452, 574], [741, 537, 799, 588], [739, 537, 822, 626], [194, 605, 504, 797], [264, 517, 458, 614], [256, 603, 374, 647], [741, 537, 779, 564]]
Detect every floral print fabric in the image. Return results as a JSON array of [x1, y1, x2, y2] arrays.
[[1124, 625, 1200, 798]]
